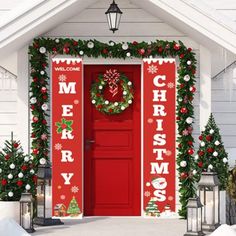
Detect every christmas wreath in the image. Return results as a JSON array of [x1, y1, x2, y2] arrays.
[[91, 69, 134, 114]]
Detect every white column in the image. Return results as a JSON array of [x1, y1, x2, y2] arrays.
[[200, 45, 211, 130], [17, 46, 29, 153]]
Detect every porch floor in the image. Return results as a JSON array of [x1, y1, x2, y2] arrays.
[[33, 217, 187, 236]]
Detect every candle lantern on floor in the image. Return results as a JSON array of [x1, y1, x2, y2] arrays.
[[198, 172, 220, 231], [34, 163, 63, 226], [184, 197, 205, 236], [20, 192, 35, 233]]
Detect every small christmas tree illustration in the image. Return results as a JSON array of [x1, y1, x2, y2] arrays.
[[67, 196, 81, 217], [145, 198, 160, 217], [194, 113, 229, 189]]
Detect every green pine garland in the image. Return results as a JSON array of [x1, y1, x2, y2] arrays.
[[29, 38, 197, 218]]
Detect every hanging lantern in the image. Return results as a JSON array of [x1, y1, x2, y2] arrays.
[[198, 172, 220, 231], [184, 197, 205, 236], [20, 192, 35, 233], [105, 0, 123, 33], [34, 163, 63, 226]]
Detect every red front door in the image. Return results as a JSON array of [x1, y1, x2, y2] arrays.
[[84, 65, 141, 216]]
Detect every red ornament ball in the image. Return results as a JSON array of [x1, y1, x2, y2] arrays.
[[199, 135, 203, 140], [13, 143, 19, 148], [180, 83, 185, 88], [198, 150, 204, 156], [109, 108, 113, 113], [52, 47, 57, 52], [206, 135, 212, 141], [97, 105, 103, 109], [190, 86, 196, 93], [33, 77, 38, 82], [158, 47, 163, 53], [31, 133, 36, 138], [188, 141, 193, 146], [179, 53, 184, 59], [138, 48, 145, 55], [21, 165, 28, 171], [180, 107, 188, 114], [188, 48, 192, 52], [31, 105, 35, 110], [207, 147, 214, 153], [41, 87, 47, 93], [174, 43, 180, 50], [1, 179, 7, 186], [188, 148, 194, 155], [32, 116, 38, 123], [5, 154, 10, 160], [180, 172, 188, 179], [198, 161, 203, 168], [33, 149, 39, 155], [63, 47, 70, 54], [102, 48, 108, 54], [42, 119, 47, 125], [73, 41, 78, 46], [132, 41, 138, 45], [43, 95, 47, 100], [17, 180, 23, 187]]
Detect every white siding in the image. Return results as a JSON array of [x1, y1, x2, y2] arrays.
[[0, 72, 17, 148], [212, 75, 236, 167]]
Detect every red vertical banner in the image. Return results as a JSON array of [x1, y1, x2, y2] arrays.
[[143, 59, 176, 217], [51, 58, 83, 219]]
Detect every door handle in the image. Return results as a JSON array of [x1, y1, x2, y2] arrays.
[[86, 139, 95, 144]]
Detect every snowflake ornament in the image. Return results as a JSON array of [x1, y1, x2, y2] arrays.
[[54, 143, 62, 150], [144, 191, 151, 197], [58, 74, 67, 82], [71, 186, 79, 193], [167, 82, 175, 89], [147, 65, 158, 74]]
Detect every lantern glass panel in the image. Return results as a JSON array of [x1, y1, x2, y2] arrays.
[[21, 202, 32, 230], [37, 180, 44, 218], [214, 186, 219, 224], [110, 12, 117, 30], [115, 13, 121, 29], [198, 208, 202, 231], [45, 180, 52, 218], [187, 208, 193, 231]]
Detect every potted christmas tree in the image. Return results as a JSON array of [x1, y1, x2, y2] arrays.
[[193, 113, 229, 223], [0, 133, 36, 223]]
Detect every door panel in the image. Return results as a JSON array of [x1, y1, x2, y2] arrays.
[[84, 65, 141, 216]]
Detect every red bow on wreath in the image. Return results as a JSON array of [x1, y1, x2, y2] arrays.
[[103, 69, 120, 97]]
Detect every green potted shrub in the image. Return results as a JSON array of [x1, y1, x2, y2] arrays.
[[0, 133, 36, 223]]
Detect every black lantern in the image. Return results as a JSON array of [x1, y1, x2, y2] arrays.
[[34, 164, 63, 226], [20, 192, 35, 233], [198, 172, 220, 231], [105, 0, 122, 33], [184, 197, 205, 236]]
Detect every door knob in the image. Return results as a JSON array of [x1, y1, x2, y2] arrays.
[[86, 139, 95, 144]]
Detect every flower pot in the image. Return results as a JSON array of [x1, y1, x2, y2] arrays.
[[0, 201, 20, 223]]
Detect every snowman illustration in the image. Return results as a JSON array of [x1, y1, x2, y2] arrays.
[[151, 177, 167, 202]]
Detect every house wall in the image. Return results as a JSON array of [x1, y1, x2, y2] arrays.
[[43, 0, 201, 213], [212, 74, 236, 168]]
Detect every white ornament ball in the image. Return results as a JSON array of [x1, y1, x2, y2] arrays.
[[79, 50, 84, 55], [146, 182, 151, 187], [24, 156, 30, 162], [9, 164, 15, 169], [39, 47, 46, 54], [98, 85, 103, 90], [187, 60, 191, 65], [213, 151, 218, 157], [180, 161, 187, 167], [215, 140, 220, 146], [30, 169, 35, 174], [147, 41, 152, 45], [0, 168, 2, 173], [208, 164, 213, 170], [109, 41, 115, 46], [121, 106, 125, 110], [105, 100, 109, 105], [186, 117, 193, 124], [192, 170, 197, 175], [30, 97, 37, 104], [18, 172, 24, 178], [25, 184, 31, 190], [123, 91, 127, 95], [184, 75, 190, 82], [178, 98, 183, 102], [40, 70, 45, 75], [55, 38, 60, 43], [114, 102, 119, 107], [194, 155, 199, 160], [92, 100, 96, 104], [200, 142, 205, 147], [87, 41, 94, 49], [41, 103, 48, 111], [29, 92, 33, 97], [39, 158, 46, 165], [8, 174, 13, 179], [210, 129, 214, 134], [8, 192, 14, 197], [126, 52, 131, 57], [223, 158, 228, 163], [127, 81, 132, 86], [128, 100, 132, 104], [122, 43, 129, 50], [202, 127, 206, 132]]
